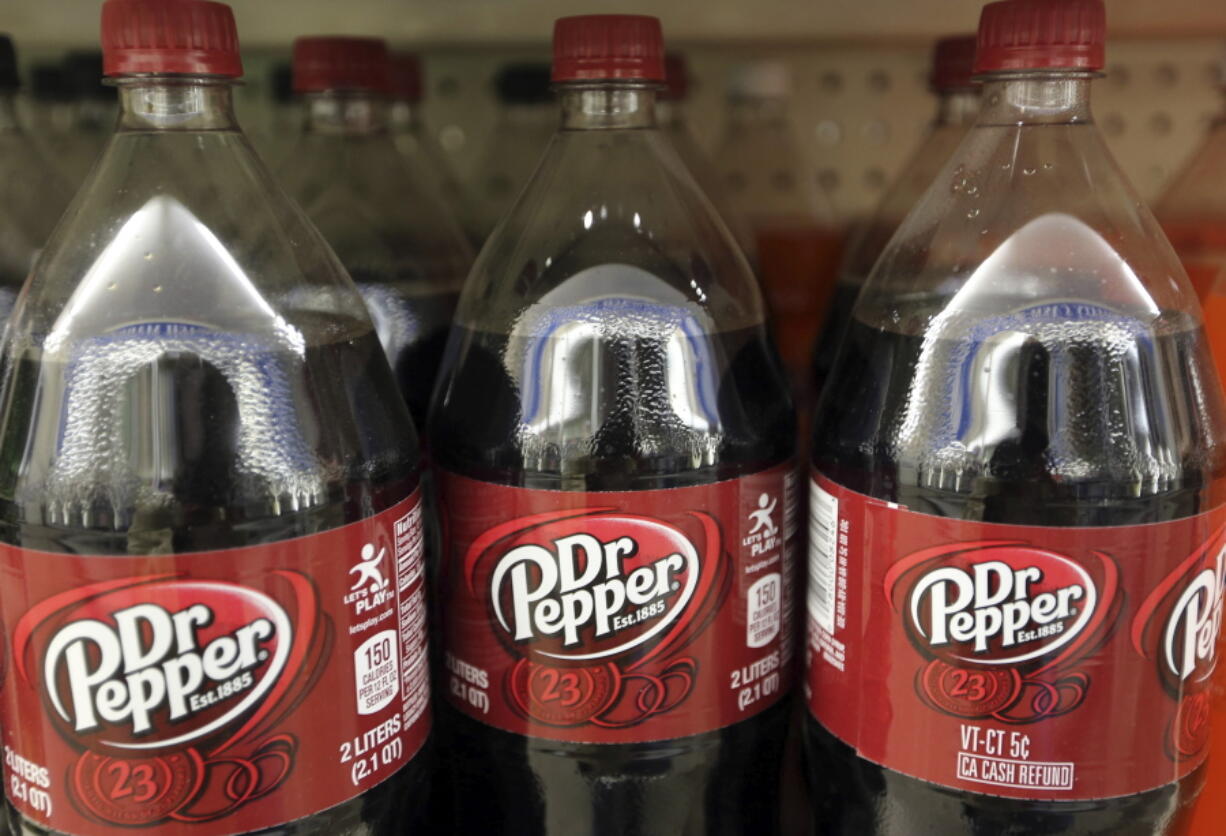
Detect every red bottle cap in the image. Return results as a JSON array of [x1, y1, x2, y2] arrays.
[[663, 52, 689, 100], [389, 52, 423, 102], [931, 35, 978, 91], [293, 36, 389, 94], [552, 15, 665, 83], [974, 0, 1105, 74], [101, 0, 242, 78]]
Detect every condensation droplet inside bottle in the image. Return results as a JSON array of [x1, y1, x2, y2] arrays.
[[153, 285, 163, 293], [144, 252, 154, 261], [107, 282, 117, 291], [1023, 168, 1037, 176], [967, 208, 980, 219]]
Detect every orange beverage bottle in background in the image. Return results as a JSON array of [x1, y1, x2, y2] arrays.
[[755, 223, 847, 375], [1157, 100, 1226, 389], [714, 61, 846, 400]]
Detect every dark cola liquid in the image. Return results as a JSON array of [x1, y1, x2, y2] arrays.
[[810, 279, 860, 402], [351, 275, 458, 427], [0, 322, 428, 836], [431, 322, 795, 836], [807, 305, 1223, 836]]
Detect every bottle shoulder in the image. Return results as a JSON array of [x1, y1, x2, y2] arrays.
[[0, 130, 419, 536], [817, 113, 1225, 522], [16, 130, 374, 340], [281, 137, 474, 283], [861, 121, 1192, 325], [1156, 122, 1226, 228], [458, 128, 765, 334]]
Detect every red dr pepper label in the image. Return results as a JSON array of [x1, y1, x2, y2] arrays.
[[806, 471, 1226, 801], [0, 493, 431, 834], [438, 464, 799, 743]]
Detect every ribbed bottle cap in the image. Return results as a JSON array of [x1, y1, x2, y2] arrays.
[[663, 52, 689, 100], [293, 37, 389, 94], [101, 0, 242, 78], [931, 35, 978, 91], [390, 52, 423, 102], [552, 15, 665, 83], [0, 35, 18, 90], [975, 0, 1105, 74]]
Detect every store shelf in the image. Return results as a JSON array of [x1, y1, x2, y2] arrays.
[[9, 4, 1226, 215], [302, 39, 1223, 217], [10, 0, 1226, 45]]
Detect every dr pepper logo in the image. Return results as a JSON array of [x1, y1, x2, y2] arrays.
[[463, 508, 728, 728], [35, 582, 289, 748], [490, 517, 698, 661], [1133, 526, 1226, 761], [11, 571, 326, 826], [885, 541, 1121, 724], [898, 544, 1099, 665]]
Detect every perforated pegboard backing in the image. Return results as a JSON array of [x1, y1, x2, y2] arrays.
[[387, 38, 1225, 219], [16, 37, 1226, 219]]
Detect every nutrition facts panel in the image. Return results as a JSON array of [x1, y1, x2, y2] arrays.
[[395, 503, 431, 732]]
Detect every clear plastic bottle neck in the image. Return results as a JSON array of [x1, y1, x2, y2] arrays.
[[558, 82, 658, 130], [976, 72, 1095, 126], [116, 76, 240, 132], [302, 91, 388, 136], [934, 88, 981, 127]]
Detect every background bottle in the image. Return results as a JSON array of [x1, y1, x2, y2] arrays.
[[714, 60, 845, 397], [806, 1, 1225, 833], [0, 34, 71, 321], [0, 53, 72, 835], [26, 62, 73, 137], [280, 36, 472, 427], [41, 50, 116, 185], [811, 34, 979, 397], [467, 61, 555, 239], [430, 14, 797, 836], [659, 52, 756, 262], [0, 3, 431, 834], [250, 61, 297, 165], [389, 51, 484, 247]]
